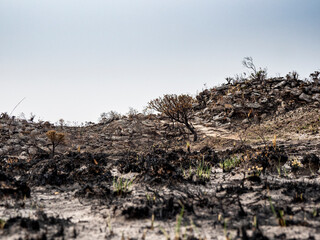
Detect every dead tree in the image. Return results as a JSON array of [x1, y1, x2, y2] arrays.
[[148, 94, 198, 141]]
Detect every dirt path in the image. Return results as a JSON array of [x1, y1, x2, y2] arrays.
[[193, 123, 239, 140]]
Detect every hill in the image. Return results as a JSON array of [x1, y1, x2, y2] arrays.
[[1, 72, 320, 239]]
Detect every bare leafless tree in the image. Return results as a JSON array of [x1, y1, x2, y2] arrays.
[[242, 57, 257, 74]]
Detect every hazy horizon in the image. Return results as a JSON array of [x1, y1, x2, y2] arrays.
[[1, 0, 320, 123]]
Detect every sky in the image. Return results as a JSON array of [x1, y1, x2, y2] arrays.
[[1, 0, 320, 124]]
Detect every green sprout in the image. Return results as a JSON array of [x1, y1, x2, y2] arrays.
[[269, 196, 286, 227], [112, 176, 134, 196], [175, 206, 185, 240], [219, 156, 241, 172], [196, 158, 211, 180]]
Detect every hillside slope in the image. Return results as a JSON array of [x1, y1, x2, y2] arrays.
[[1, 74, 320, 239]]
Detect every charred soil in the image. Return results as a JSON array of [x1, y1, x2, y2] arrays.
[[1, 78, 320, 239]]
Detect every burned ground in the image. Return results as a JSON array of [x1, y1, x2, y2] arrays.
[[1, 78, 320, 239]]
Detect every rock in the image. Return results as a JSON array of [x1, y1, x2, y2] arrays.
[[216, 85, 228, 91], [19, 151, 28, 160], [234, 91, 242, 96], [260, 97, 268, 103], [2, 146, 10, 154], [30, 129, 40, 137], [284, 86, 292, 93], [299, 93, 312, 102], [290, 88, 302, 96], [290, 81, 298, 88], [273, 80, 287, 88], [212, 113, 225, 121], [28, 147, 38, 156], [245, 102, 261, 109], [203, 108, 210, 114], [260, 113, 267, 120], [222, 95, 233, 103], [312, 93, 320, 102], [21, 146, 28, 151], [311, 86, 320, 93], [233, 104, 242, 109], [304, 86, 312, 94], [276, 106, 286, 115], [242, 118, 249, 124], [8, 138, 20, 145]]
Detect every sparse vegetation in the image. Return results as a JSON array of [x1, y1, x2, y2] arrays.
[[269, 197, 286, 227], [127, 107, 139, 120], [286, 70, 299, 81], [219, 156, 241, 172], [112, 176, 134, 196], [196, 159, 211, 180], [182, 159, 211, 182]]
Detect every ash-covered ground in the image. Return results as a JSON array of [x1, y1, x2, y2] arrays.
[[1, 76, 320, 239]]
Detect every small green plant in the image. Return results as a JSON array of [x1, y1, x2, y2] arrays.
[[313, 208, 318, 217], [158, 206, 206, 240], [46, 130, 66, 157], [252, 215, 257, 229], [186, 141, 191, 153], [112, 176, 134, 196], [223, 218, 231, 240], [106, 215, 113, 235], [182, 159, 211, 181], [278, 209, 286, 227], [182, 165, 193, 179], [276, 157, 283, 177], [219, 156, 241, 172], [269, 196, 286, 227], [0, 219, 5, 229], [175, 206, 184, 240], [146, 193, 156, 205], [159, 226, 170, 240], [196, 159, 211, 180]]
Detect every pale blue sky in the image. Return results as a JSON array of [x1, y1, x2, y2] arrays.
[[1, 0, 319, 123]]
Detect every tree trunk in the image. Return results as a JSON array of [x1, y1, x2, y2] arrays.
[[52, 144, 55, 158], [185, 121, 197, 142]]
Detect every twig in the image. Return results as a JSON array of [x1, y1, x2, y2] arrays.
[[10, 97, 26, 117]]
